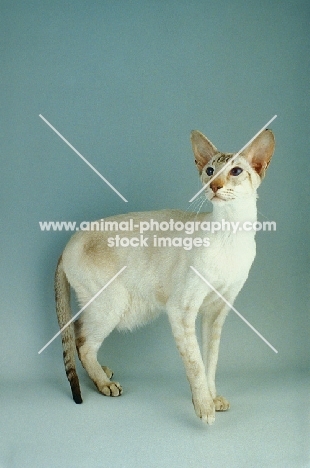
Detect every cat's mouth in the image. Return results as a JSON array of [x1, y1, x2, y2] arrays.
[[209, 191, 236, 202], [210, 193, 225, 202]]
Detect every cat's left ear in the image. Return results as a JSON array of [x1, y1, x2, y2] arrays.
[[241, 129, 275, 179], [191, 130, 218, 174]]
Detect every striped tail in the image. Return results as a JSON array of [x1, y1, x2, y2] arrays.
[[55, 255, 82, 404]]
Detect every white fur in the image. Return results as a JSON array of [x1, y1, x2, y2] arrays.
[[56, 129, 275, 423]]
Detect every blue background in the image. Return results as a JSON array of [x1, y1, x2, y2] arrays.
[[1, 1, 309, 466]]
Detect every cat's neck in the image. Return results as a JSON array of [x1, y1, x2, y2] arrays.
[[209, 195, 257, 224]]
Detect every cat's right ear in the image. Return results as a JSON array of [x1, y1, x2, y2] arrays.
[[191, 131, 218, 174], [241, 129, 275, 179]]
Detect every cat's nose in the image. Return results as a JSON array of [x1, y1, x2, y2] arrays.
[[210, 182, 223, 193]]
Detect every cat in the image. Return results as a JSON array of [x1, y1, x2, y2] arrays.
[[55, 128, 275, 424]]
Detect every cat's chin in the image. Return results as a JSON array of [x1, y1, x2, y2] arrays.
[[210, 195, 226, 203]]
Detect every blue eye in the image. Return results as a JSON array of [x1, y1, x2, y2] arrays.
[[230, 167, 243, 176], [206, 167, 214, 176]]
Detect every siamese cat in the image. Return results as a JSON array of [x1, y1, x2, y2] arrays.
[[55, 129, 275, 424]]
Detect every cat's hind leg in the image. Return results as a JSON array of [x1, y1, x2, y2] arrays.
[[101, 365, 113, 379], [74, 298, 124, 397]]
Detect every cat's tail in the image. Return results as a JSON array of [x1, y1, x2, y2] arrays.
[[55, 255, 83, 404]]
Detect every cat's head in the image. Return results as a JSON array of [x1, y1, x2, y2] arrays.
[[191, 129, 275, 204]]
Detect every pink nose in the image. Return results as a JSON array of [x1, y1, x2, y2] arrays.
[[210, 183, 223, 193]]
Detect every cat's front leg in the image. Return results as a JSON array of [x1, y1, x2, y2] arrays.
[[167, 307, 215, 424], [201, 304, 231, 412]]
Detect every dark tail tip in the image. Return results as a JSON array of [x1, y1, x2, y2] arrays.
[[70, 375, 83, 404], [73, 394, 83, 404]]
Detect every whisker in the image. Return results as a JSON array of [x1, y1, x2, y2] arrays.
[[192, 198, 205, 212], [185, 177, 206, 212], [195, 197, 207, 218], [185, 193, 206, 213]]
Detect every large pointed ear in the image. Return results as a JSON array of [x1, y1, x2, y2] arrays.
[[191, 130, 218, 174], [241, 129, 275, 179]]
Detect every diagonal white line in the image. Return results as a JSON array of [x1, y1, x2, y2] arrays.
[[189, 115, 277, 203], [38, 266, 127, 354], [39, 114, 128, 202], [190, 266, 278, 353]]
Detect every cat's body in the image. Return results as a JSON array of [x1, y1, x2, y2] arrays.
[[55, 129, 275, 424]]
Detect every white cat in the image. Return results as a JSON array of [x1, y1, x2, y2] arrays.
[[55, 129, 275, 424]]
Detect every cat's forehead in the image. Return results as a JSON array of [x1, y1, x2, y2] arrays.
[[211, 152, 235, 165]]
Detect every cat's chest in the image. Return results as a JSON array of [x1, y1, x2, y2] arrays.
[[204, 232, 256, 284]]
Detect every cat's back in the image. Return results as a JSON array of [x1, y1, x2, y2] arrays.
[[64, 208, 208, 252], [61, 208, 207, 274]]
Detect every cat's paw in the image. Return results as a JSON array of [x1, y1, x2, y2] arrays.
[[192, 397, 215, 424], [213, 396, 230, 411], [214, 395, 230, 411], [101, 366, 114, 379], [101, 382, 123, 397]]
